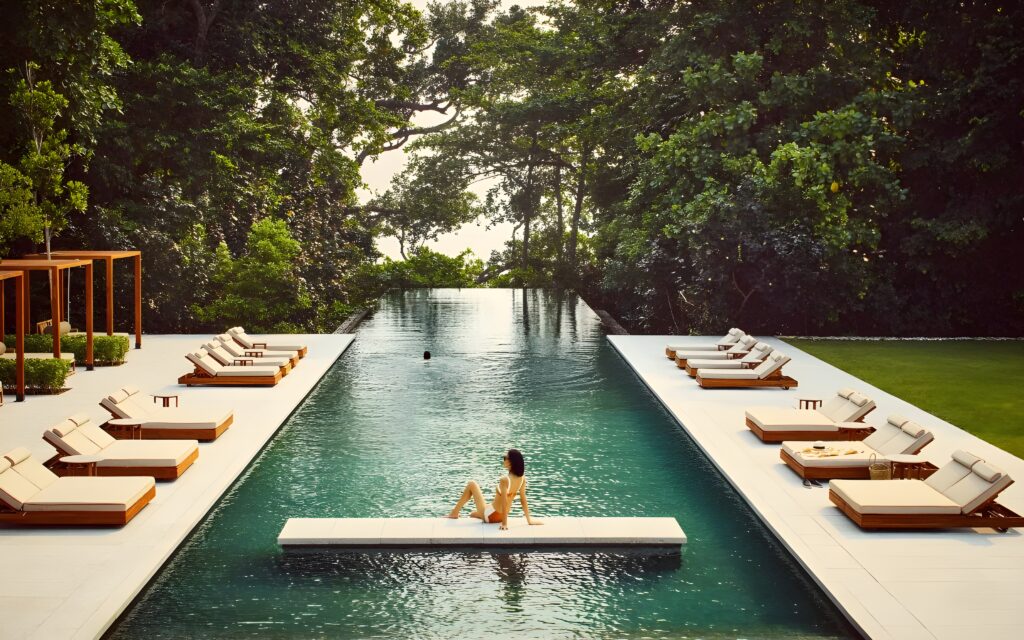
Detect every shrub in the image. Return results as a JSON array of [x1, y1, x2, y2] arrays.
[[3, 334, 130, 365], [0, 357, 71, 393]]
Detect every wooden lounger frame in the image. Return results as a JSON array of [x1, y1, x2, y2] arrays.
[[178, 368, 283, 387], [697, 372, 798, 389], [232, 336, 307, 359], [0, 485, 155, 527], [829, 485, 1024, 531], [745, 414, 875, 443], [101, 414, 233, 442], [780, 447, 935, 480], [46, 442, 198, 480]]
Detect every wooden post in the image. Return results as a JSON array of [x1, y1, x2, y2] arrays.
[[1, 279, 4, 338], [50, 266, 61, 359], [105, 257, 114, 336], [85, 262, 94, 370], [22, 270, 30, 331], [134, 253, 142, 348], [15, 274, 24, 401]]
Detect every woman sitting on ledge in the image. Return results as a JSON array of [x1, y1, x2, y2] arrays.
[[446, 449, 542, 530]]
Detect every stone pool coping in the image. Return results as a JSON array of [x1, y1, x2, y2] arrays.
[[610, 335, 1024, 640], [0, 334, 354, 640]]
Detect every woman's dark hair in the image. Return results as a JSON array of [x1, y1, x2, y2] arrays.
[[506, 449, 525, 476]]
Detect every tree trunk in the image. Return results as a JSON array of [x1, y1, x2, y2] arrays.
[[568, 141, 591, 272], [554, 163, 565, 267], [399, 228, 407, 260]]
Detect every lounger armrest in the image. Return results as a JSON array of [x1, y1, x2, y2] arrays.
[[741, 360, 762, 369], [726, 351, 750, 359], [233, 359, 255, 366], [251, 342, 267, 349]]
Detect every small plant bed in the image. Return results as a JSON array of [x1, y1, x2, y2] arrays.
[[0, 357, 72, 394], [786, 339, 1024, 458], [3, 334, 130, 366]]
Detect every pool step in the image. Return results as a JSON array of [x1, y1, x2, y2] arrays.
[[277, 517, 686, 548]]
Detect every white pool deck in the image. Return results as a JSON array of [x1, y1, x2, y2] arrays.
[[610, 335, 1024, 640], [0, 333, 353, 640], [278, 516, 686, 547]]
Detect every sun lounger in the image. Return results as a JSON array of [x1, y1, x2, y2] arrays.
[[829, 450, 1024, 531], [696, 352, 797, 389], [228, 327, 307, 358], [203, 341, 292, 373], [178, 348, 284, 387], [100, 386, 234, 441], [674, 334, 758, 368], [214, 333, 299, 366], [665, 328, 744, 359], [43, 414, 198, 480], [0, 447, 155, 526], [745, 388, 876, 442], [685, 341, 773, 376], [780, 415, 934, 480]]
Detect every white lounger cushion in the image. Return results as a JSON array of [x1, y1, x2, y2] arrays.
[[23, 477, 153, 512], [700, 352, 790, 380], [44, 417, 197, 467], [229, 327, 305, 352], [187, 350, 279, 377], [746, 388, 874, 430], [102, 387, 232, 429], [781, 420, 932, 468], [666, 328, 744, 352], [674, 335, 758, 360], [216, 334, 295, 360], [204, 341, 291, 368], [830, 479, 961, 515], [688, 342, 773, 370]]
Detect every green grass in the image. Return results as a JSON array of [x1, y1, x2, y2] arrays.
[[785, 339, 1024, 459]]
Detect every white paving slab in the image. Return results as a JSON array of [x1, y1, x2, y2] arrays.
[[278, 517, 686, 547], [610, 335, 1024, 640], [0, 333, 353, 640]]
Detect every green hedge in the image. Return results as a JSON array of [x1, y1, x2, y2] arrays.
[[2, 334, 130, 365], [0, 357, 71, 393]]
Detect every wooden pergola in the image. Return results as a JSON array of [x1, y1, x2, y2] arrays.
[[0, 270, 26, 401], [26, 250, 142, 349], [0, 258, 95, 369]]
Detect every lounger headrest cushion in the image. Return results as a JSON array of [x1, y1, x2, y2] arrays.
[[4, 448, 31, 465], [121, 386, 140, 397], [952, 450, 982, 469], [847, 393, 869, 407], [68, 413, 90, 426], [887, 415, 909, 428], [972, 461, 1002, 483], [728, 328, 742, 336], [51, 419, 80, 438], [108, 389, 129, 404], [837, 388, 855, 399], [216, 333, 231, 341], [0, 459, 9, 473], [900, 422, 925, 438], [753, 342, 771, 352], [204, 341, 220, 350]]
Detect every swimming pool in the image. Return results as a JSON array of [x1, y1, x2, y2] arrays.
[[108, 289, 856, 638]]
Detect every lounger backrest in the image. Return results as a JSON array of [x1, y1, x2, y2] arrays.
[[752, 352, 789, 378], [877, 419, 933, 455], [187, 349, 222, 375], [45, 418, 101, 455], [819, 388, 856, 422], [228, 327, 254, 349], [740, 342, 773, 364], [941, 459, 1013, 514], [861, 417, 904, 450], [715, 328, 744, 347], [5, 447, 58, 492], [103, 387, 151, 420], [821, 390, 873, 423], [925, 450, 982, 493], [0, 458, 39, 510], [204, 341, 233, 365], [78, 422, 116, 449], [726, 335, 758, 354]]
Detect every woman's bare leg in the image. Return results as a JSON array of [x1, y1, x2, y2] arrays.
[[447, 480, 488, 518]]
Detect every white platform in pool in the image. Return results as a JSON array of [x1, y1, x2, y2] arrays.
[[0, 334, 353, 640], [278, 517, 686, 547], [610, 335, 1024, 640]]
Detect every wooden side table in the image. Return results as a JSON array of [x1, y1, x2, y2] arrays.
[[60, 454, 104, 476], [888, 454, 931, 480], [106, 418, 144, 440], [152, 393, 179, 408], [799, 399, 823, 410]]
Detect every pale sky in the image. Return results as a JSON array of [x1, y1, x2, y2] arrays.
[[361, 0, 549, 261]]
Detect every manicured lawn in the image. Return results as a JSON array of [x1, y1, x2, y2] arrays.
[[786, 339, 1024, 459]]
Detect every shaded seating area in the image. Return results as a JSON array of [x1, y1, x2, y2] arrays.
[[100, 386, 234, 441], [43, 414, 198, 480], [179, 348, 284, 387], [830, 450, 1024, 531], [780, 415, 935, 480], [0, 447, 155, 526], [745, 388, 876, 442], [685, 341, 773, 377], [228, 327, 307, 358], [665, 328, 744, 359], [695, 352, 797, 389]]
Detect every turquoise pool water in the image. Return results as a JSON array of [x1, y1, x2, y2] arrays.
[[108, 289, 856, 639]]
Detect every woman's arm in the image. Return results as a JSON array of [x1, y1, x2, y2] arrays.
[[520, 480, 542, 525]]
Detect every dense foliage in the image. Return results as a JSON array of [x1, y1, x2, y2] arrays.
[[0, 357, 71, 393], [1, 1, 1021, 335], [3, 333, 130, 365]]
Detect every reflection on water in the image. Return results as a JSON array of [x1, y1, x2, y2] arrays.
[[108, 289, 856, 639]]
